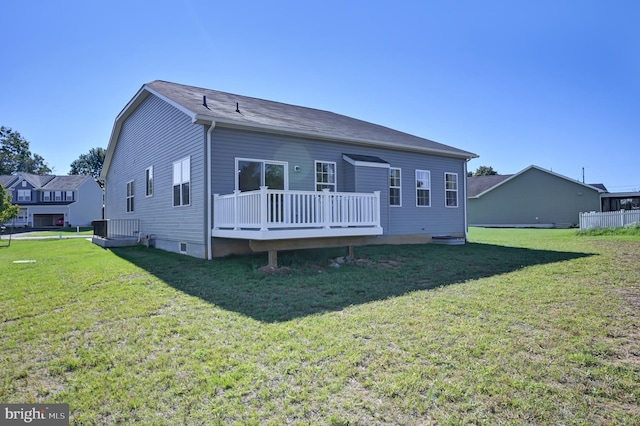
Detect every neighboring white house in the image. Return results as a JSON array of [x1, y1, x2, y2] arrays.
[[0, 173, 103, 227]]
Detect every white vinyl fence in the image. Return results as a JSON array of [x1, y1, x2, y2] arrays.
[[579, 210, 640, 230]]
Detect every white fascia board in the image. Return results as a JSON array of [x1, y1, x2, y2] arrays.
[[144, 86, 198, 122]]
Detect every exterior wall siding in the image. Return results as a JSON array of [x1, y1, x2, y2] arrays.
[[104, 94, 207, 257], [70, 179, 103, 226], [468, 168, 601, 227], [353, 165, 390, 233], [210, 127, 467, 237]]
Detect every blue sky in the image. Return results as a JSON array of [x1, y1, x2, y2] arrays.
[[1, 0, 638, 191]]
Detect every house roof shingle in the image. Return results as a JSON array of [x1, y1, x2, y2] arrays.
[[142, 80, 478, 159], [467, 174, 513, 198], [43, 175, 92, 190]]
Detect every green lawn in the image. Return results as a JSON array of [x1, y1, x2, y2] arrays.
[[1, 227, 93, 238], [1, 228, 638, 424]]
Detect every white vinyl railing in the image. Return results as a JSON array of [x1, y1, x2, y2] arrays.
[[213, 187, 380, 231], [579, 210, 640, 230]]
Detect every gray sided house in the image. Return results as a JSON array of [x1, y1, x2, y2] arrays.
[[467, 165, 604, 228], [100, 80, 477, 260], [0, 173, 103, 227]]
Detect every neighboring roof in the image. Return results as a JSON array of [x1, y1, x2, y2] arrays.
[[467, 174, 513, 198], [601, 191, 640, 198], [589, 183, 608, 192], [0, 175, 16, 187], [13, 172, 56, 188], [103, 80, 478, 179], [43, 175, 92, 190], [0, 173, 91, 190], [467, 165, 606, 199]]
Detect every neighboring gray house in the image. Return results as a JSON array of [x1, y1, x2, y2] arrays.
[[99, 80, 478, 260], [0, 173, 103, 227], [467, 165, 604, 228]]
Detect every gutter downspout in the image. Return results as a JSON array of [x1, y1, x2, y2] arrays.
[[206, 121, 216, 260], [464, 159, 469, 242]]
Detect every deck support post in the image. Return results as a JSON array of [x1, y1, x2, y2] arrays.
[[268, 250, 278, 268], [346, 245, 354, 260]]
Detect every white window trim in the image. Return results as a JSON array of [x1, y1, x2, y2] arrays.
[[415, 169, 431, 207], [315, 160, 337, 192], [126, 180, 135, 213], [234, 158, 289, 191], [145, 166, 154, 197], [445, 172, 459, 208], [389, 167, 402, 207], [173, 157, 191, 207]]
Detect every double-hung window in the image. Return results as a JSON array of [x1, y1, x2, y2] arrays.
[[315, 161, 336, 191], [173, 157, 190, 207], [389, 168, 401, 206], [126, 181, 134, 212], [146, 166, 154, 197], [416, 170, 431, 207], [17, 190, 31, 201], [445, 172, 458, 207]]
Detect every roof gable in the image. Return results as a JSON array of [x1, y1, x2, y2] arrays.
[[7, 173, 56, 189], [0, 174, 90, 191], [468, 165, 606, 198]]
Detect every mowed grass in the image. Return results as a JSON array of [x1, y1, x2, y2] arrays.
[[0, 228, 638, 425], [2, 227, 94, 238]]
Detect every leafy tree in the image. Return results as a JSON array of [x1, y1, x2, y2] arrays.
[[0, 126, 52, 175], [0, 183, 18, 222], [468, 165, 498, 177], [69, 147, 106, 185], [0, 184, 19, 246]]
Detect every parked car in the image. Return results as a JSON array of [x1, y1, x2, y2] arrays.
[[55, 218, 64, 226]]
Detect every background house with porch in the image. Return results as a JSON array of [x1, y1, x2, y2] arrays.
[[99, 80, 477, 260], [0, 173, 102, 227], [467, 165, 604, 228]]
